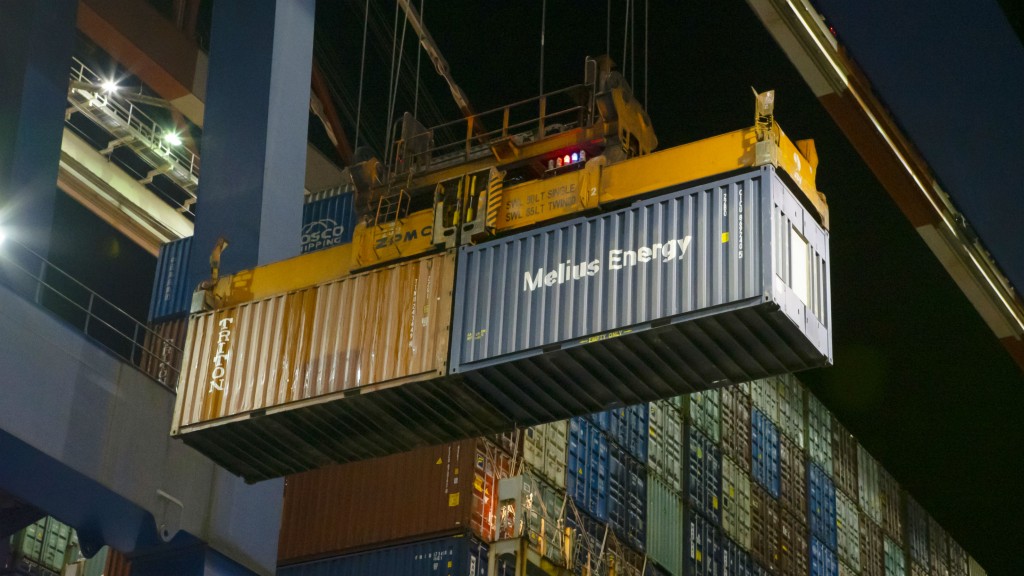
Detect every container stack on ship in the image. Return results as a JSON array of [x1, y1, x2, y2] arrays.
[[272, 373, 981, 576], [138, 58, 987, 576]]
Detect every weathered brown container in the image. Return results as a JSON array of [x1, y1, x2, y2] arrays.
[[720, 385, 752, 474], [879, 466, 903, 544], [277, 438, 510, 565], [103, 548, 132, 576], [831, 415, 859, 500], [779, 434, 807, 522], [139, 317, 188, 388], [929, 515, 950, 576], [172, 251, 509, 481], [750, 484, 780, 574], [779, 510, 808, 576], [860, 511, 884, 576]]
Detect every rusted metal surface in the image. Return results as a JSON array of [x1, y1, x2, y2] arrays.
[[172, 251, 515, 481], [139, 317, 187, 388], [278, 438, 509, 565], [176, 251, 455, 428]]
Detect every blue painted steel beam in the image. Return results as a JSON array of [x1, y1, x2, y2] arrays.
[[0, 0, 77, 292], [187, 0, 315, 291]]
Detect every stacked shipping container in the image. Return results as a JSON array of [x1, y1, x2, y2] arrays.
[[275, 371, 984, 576]]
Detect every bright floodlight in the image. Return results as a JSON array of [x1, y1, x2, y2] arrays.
[[164, 133, 183, 146], [0, 229, 7, 246], [101, 80, 119, 93]]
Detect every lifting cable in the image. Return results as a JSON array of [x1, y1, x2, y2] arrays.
[[385, 0, 411, 166], [645, 0, 649, 110], [622, 0, 631, 80], [354, 0, 370, 150], [413, 0, 425, 118], [539, 0, 547, 97]]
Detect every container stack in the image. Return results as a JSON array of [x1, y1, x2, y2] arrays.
[[8, 516, 78, 575], [273, 372, 983, 576]]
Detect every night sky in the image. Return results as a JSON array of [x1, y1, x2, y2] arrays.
[[309, 1, 1023, 572]]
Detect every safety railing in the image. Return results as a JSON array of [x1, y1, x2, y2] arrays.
[[388, 82, 596, 175], [66, 57, 200, 212], [0, 237, 182, 391]]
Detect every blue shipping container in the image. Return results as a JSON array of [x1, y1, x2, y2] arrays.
[[301, 192, 356, 254], [751, 408, 781, 498], [686, 424, 722, 525], [686, 507, 722, 576], [450, 167, 832, 425], [608, 443, 647, 552], [278, 533, 490, 576], [809, 461, 838, 550], [722, 536, 754, 576], [568, 417, 610, 522], [148, 236, 193, 322], [591, 403, 649, 462], [811, 537, 839, 576]]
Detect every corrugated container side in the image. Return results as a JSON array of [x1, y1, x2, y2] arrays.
[[835, 489, 861, 572], [177, 251, 454, 428], [721, 455, 752, 550], [11, 516, 75, 573], [808, 461, 837, 551], [779, 510, 809, 576], [776, 373, 806, 448], [686, 507, 723, 576], [857, 444, 882, 526], [750, 484, 780, 574], [648, 398, 684, 493], [472, 442, 513, 543], [608, 443, 647, 551], [524, 420, 568, 490], [860, 512, 885, 576], [879, 466, 903, 543], [947, 536, 968, 576], [967, 556, 988, 576], [139, 317, 188, 388], [928, 515, 950, 576], [592, 403, 649, 462], [830, 416, 858, 500], [751, 408, 781, 498], [860, 512, 884, 576], [748, 376, 780, 426], [686, 424, 722, 525], [301, 192, 356, 254], [566, 510, 604, 576], [647, 474, 685, 576], [805, 393, 833, 476], [103, 547, 132, 576], [721, 385, 752, 473], [779, 434, 807, 523], [903, 494, 929, 567], [277, 533, 489, 576], [148, 236, 193, 322], [839, 561, 857, 576], [683, 389, 721, 444], [278, 439, 502, 563], [883, 537, 907, 576], [492, 428, 524, 460], [172, 251, 507, 480], [451, 167, 832, 424], [909, 562, 928, 576], [721, 536, 753, 576], [568, 416, 610, 522], [811, 537, 839, 576], [500, 474, 567, 565]]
